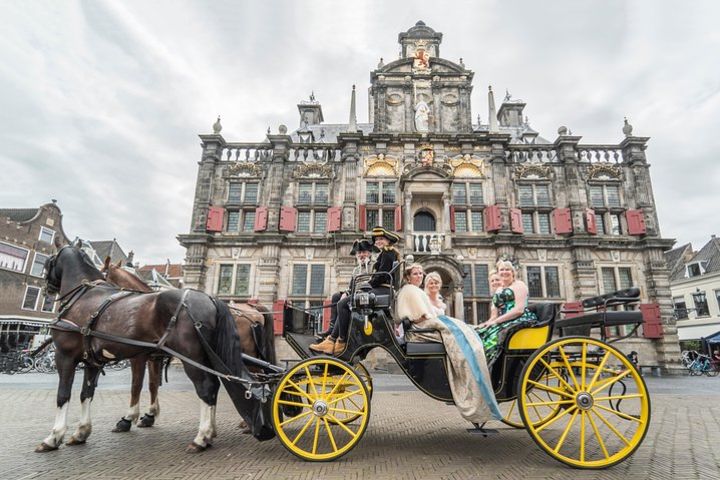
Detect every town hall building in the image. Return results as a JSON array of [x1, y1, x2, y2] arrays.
[[178, 22, 681, 370]]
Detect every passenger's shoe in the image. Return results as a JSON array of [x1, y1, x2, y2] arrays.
[[309, 337, 335, 355], [333, 341, 347, 356]]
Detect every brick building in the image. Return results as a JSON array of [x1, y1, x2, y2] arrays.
[[179, 22, 681, 370], [0, 201, 70, 347]]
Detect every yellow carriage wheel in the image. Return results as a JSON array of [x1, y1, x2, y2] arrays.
[[500, 371, 564, 429], [306, 361, 373, 425], [272, 356, 370, 461], [518, 337, 650, 469]]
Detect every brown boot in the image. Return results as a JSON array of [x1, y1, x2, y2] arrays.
[[309, 337, 335, 354], [333, 340, 347, 356]]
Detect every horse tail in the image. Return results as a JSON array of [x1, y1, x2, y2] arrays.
[[210, 299, 249, 379], [254, 304, 277, 365]]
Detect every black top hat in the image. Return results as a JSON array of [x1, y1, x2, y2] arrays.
[[370, 226, 400, 244], [350, 239, 378, 255]]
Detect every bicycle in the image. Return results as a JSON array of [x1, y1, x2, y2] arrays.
[[687, 353, 718, 376]]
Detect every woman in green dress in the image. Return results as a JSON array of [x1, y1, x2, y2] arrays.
[[476, 260, 537, 367]]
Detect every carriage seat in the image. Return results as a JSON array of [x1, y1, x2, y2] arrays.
[[400, 317, 446, 356], [505, 303, 557, 351]]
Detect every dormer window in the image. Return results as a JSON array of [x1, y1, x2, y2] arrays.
[[686, 262, 704, 278]]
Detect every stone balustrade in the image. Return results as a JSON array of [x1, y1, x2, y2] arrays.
[[412, 232, 444, 254]]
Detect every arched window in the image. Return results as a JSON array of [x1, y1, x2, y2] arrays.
[[413, 211, 436, 232]]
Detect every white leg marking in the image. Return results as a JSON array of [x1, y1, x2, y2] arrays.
[[124, 403, 140, 422], [193, 401, 214, 446], [70, 398, 93, 443], [148, 399, 160, 418], [209, 405, 217, 438], [43, 403, 69, 448]]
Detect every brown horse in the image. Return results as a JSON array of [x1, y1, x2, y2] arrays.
[[101, 259, 276, 432], [38, 243, 274, 453]]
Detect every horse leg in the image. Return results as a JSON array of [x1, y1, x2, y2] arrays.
[[36, 351, 77, 452], [138, 357, 162, 428], [67, 364, 101, 445], [113, 356, 145, 432], [181, 364, 220, 453]]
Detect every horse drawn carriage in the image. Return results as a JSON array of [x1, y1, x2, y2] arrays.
[[41, 245, 650, 470]]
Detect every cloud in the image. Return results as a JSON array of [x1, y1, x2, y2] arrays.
[[1, 0, 718, 263]]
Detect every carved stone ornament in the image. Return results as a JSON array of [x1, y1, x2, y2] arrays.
[[450, 154, 486, 178], [587, 163, 623, 181], [412, 40, 431, 71], [228, 161, 263, 177], [364, 154, 399, 177], [293, 161, 334, 179], [514, 163, 552, 180]]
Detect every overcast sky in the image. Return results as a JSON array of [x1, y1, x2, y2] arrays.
[[1, 0, 718, 264]]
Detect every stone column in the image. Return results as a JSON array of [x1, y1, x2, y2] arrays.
[[454, 288, 465, 322], [442, 193, 451, 249], [404, 192, 413, 247]]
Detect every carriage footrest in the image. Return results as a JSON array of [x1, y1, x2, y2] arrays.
[[405, 342, 445, 355]]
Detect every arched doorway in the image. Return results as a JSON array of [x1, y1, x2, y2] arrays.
[[413, 211, 436, 232]]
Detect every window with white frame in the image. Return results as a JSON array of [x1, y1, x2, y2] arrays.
[[298, 182, 329, 205], [452, 182, 484, 206], [291, 264, 326, 296], [600, 266, 633, 293], [522, 212, 551, 234], [365, 207, 395, 229], [673, 296, 688, 319], [41, 293, 56, 313], [365, 181, 395, 204], [30, 253, 49, 277], [226, 210, 256, 233], [526, 266, 561, 298], [0, 242, 29, 273], [518, 184, 551, 207], [518, 183, 552, 234], [39, 227, 55, 245], [217, 263, 251, 296], [686, 262, 703, 278], [455, 208, 484, 233], [227, 181, 259, 204], [297, 210, 327, 233], [462, 264, 491, 325], [595, 212, 622, 236], [22, 286, 41, 310]]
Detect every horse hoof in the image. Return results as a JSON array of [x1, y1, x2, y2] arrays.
[[66, 437, 86, 446], [185, 442, 210, 453], [137, 414, 155, 428], [112, 418, 132, 433], [35, 442, 58, 453]]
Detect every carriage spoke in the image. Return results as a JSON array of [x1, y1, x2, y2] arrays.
[[590, 369, 632, 396], [553, 409, 578, 453], [321, 362, 329, 395], [311, 417, 321, 454], [327, 389, 363, 405], [323, 418, 338, 452], [286, 380, 316, 402], [527, 379, 573, 398], [558, 346, 580, 391], [594, 393, 643, 402], [291, 415, 315, 446], [329, 406, 365, 416], [277, 398, 311, 409], [587, 351, 611, 391], [594, 404, 644, 424], [587, 408, 610, 460], [279, 410, 313, 427], [581, 343, 587, 390], [304, 367, 318, 397], [327, 373, 350, 398], [579, 411, 586, 462], [538, 358, 575, 393], [525, 399, 575, 408], [328, 415, 359, 439], [592, 410, 631, 447], [535, 405, 578, 433]]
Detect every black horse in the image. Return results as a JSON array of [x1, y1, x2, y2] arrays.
[[37, 242, 274, 453]]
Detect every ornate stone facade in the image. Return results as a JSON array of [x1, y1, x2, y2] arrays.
[[178, 22, 681, 370]]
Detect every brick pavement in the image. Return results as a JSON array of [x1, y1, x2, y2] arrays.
[[0, 379, 719, 480]]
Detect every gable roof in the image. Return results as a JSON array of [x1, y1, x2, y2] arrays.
[[88, 240, 127, 265], [665, 236, 720, 282], [0, 208, 39, 223], [664, 243, 693, 281], [690, 236, 720, 275], [138, 263, 183, 278]]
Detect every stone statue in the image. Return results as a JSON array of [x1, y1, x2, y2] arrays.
[[414, 101, 431, 132]]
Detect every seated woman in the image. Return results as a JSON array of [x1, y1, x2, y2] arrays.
[[396, 264, 501, 424], [476, 259, 538, 367], [424, 271, 446, 316]]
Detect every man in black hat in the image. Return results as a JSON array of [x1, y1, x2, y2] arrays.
[[316, 239, 376, 339], [311, 227, 400, 356]]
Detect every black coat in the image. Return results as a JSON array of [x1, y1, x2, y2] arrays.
[[370, 247, 399, 288]]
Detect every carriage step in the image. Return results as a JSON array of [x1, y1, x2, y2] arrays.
[[466, 423, 499, 437]]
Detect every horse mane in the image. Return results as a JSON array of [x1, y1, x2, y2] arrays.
[[104, 260, 153, 293]]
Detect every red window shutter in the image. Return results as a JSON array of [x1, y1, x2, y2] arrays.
[[562, 301, 584, 319], [358, 204, 366, 231], [279, 207, 297, 232], [510, 208, 523, 234], [585, 209, 597, 235], [394, 205, 403, 231], [553, 208, 573, 235], [327, 207, 342, 233], [253, 207, 268, 232], [272, 299, 285, 336], [449, 205, 456, 232], [322, 297, 332, 331], [484, 205, 501, 232], [206, 206, 224, 232], [626, 209, 647, 236], [640, 303, 663, 339]]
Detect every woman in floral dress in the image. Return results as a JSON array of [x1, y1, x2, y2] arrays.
[[476, 260, 537, 367]]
